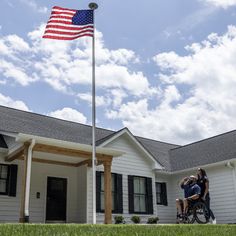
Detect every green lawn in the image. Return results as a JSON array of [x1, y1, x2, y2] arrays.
[[0, 224, 235, 236]]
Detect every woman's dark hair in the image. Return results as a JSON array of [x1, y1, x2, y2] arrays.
[[197, 168, 207, 179]]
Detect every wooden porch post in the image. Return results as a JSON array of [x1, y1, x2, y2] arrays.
[[19, 143, 29, 222], [103, 160, 112, 224]]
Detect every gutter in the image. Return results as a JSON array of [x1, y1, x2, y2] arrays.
[[155, 158, 236, 175]]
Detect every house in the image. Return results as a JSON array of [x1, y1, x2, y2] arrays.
[[0, 105, 236, 224]]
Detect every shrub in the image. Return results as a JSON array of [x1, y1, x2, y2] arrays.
[[114, 215, 125, 224], [147, 217, 159, 224], [131, 215, 141, 224]]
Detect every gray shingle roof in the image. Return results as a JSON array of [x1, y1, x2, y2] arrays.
[[0, 105, 113, 145], [136, 136, 179, 171], [0, 105, 235, 172], [169, 130, 236, 172]]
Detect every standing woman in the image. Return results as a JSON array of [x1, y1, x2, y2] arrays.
[[196, 168, 216, 224]]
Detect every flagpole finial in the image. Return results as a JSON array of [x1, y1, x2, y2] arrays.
[[89, 2, 98, 10]]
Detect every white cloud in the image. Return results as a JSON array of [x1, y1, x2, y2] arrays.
[[49, 108, 87, 124], [0, 24, 155, 106], [77, 93, 111, 107], [20, 0, 48, 14], [201, 0, 236, 8], [107, 26, 236, 144], [0, 93, 29, 111]]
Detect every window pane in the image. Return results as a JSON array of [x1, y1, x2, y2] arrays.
[[0, 179, 6, 193], [100, 173, 116, 211], [140, 195, 146, 212], [156, 194, 161, 204], [111, 175, 115, 192], [133, 177, 139, 194], [134, 195, 140, 212], [156, 183, 161, 193], [112, 193, 115, 211], [0, 166, 8, 179], [139, 178, 145, 194], [101, 192, 104, 210], [101, 173, 104, 191]]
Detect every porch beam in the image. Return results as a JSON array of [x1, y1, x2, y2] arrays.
[[103, 160, 112, 224], [5, 145, 25, 162], [17, 156, 78, 167], [33, 144, 112, 160]]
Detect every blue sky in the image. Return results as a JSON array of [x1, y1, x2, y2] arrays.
[[1, 0, 236, 144]]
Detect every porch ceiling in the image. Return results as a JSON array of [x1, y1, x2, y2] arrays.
[[33, 151, 85, 164]]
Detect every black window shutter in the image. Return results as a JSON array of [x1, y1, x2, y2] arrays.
[[128, 175, 134, 213], [116, 174, 123, 213], [8, 164, 18, 197], [161, 183, 168, 206], [146, 177, 153, 214], [96, 171, 102, 212]]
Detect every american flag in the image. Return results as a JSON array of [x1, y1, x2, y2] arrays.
[[42, 6, 94, 40]]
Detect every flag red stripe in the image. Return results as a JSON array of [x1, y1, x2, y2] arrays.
[[53, 6, 77, 12], [50, 15, 72, 20], [48, 20, 72, 25], [43, 34, 93, 40], [44, 29, 94, 36], [46, 24, 94, 31]]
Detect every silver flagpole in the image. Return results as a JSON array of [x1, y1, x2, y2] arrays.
[[89, 2, 98, 225]]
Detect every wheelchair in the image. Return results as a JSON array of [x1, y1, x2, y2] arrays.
[[177, 199, 209, 224]]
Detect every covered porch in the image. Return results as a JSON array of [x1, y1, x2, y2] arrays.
[[4, 134, 123, 224]]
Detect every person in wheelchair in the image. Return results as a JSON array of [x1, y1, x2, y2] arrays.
[[176, 175, 201, 222]]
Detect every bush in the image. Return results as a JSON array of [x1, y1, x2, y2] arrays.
[[114, 215, 125, 224], [147, 217, 159, 224], [131, 215, 141, 224]]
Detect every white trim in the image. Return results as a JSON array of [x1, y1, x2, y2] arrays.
[[24, 139, 36, 218], [0, 130, 18, 138], [16, 133, 125, 157], [99, 128, 163, 170]]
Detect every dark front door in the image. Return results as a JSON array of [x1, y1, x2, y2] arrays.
[[46, 177, 67, 222]]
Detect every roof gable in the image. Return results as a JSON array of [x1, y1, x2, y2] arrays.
[[98, 127, 164, 170]]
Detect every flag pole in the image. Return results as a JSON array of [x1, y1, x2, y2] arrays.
[[89, 2, 98, 225]]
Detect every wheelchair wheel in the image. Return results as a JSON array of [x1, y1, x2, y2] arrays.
[[193, 202, 209, 224], [187, 208, 195, 224]]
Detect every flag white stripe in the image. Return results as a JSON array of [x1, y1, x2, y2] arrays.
[[45, 26, 93, 33], [48, 19, 71, 23], [46, 22, 94, 29], [52, 9, 76, 14]]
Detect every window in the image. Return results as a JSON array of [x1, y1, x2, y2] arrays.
[[133, 177, 146, 212], [96, 172, 123, 213], [0, 164, 9, 195], [128, 176, 153, 214], [156, 182, 168, 206]]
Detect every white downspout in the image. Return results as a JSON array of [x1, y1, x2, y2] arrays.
[[24, 139, 36, 222]]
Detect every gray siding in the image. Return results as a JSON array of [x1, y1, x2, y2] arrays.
[[155, 174, 176, 223], [172, 164, 236, 224]]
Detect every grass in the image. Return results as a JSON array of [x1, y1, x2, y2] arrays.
[[0, 224, 235, 236]]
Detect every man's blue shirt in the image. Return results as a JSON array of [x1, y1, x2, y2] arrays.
[[181, 183, 201, 198]]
